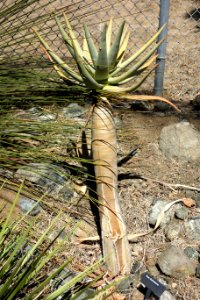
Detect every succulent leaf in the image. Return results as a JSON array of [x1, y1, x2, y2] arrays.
[[33, 29, 83, 83], [108, 21, 125, 70], [108, 38, 163, 84], [83, 23, 98, 66], [106, 18, 113, 53], [111, 24, 166, 77], [55, 16, 75, 58], [95, 24, 109, 83]]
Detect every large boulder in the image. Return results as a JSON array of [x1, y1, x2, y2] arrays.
[[159, 121, 200, 162]]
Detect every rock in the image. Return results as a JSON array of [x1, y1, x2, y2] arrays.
[[52, 268, 94, 299], [19, 197, 41, 216], [194, 193, 200, 208], [184, 246, 199, 261], [164, 220, 183, 241], [175, 206, 189, 220], [0, 167, 13, 179], [159, 122, 200, 162], [38, 113, 57, 122], [62, 103, 85, 119], [148, 199, 172, 227], [195, 264, 200, 278], [160, 290, 176, 300], [27, 106, 43, 115], [185, 217, 200, 240], [157, 245, 196, 279], [15, 163, 75, 201]]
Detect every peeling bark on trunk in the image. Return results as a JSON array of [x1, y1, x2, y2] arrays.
[[92, 96, 131, 276]]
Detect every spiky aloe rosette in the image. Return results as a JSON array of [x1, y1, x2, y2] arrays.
[[34, 15, 165, 93]]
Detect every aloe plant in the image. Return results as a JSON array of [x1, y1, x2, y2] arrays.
[[34, 14, 178, 276]]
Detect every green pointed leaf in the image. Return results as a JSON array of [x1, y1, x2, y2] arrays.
[[106, 18, 113, 53], [111, 24, 166, 76], [117, 55, 157, 85], [63, 13, 83, 58], [66, 20, 102, 89], [108, 21, 125, 69], [116, 30, 130, 63], [55, 16, 75, 58], [83, 23, 98, 66], [108, 38, 163, 84], [33, 29, 83, 83], [103, 66, 156, 93], [95, 24, 109, 83]]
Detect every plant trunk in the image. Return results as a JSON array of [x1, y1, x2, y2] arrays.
[[91, 96, 131, 276]]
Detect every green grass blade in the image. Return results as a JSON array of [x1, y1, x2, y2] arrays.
[[44, 258, 104, 300], [0, 181, 24, 242]]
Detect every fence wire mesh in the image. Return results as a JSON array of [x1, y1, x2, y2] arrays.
[[0, 0, 199, 102]]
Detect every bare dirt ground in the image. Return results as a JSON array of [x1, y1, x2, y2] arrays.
[[118, 110, 200, 299]]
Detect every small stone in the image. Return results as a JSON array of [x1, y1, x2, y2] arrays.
[[194, 193, 200, 208], [184, 246, 199, 261], [175, 206, 189, 220], [38, 113, 57, 122], [27, 106, 43, 115], [171, 282, 177, 289], [149, 199, 172, 227], [157, 245, 196, 279], [185, 217, 200, 240], [62, 103, 85, 119], [116, 275, 134, 293], [164, 220, 182, 241], [160, 290, 176, 300], [195, 264, 200, 278], [0, 167, 13, 179], [19, 197, 41, 216]]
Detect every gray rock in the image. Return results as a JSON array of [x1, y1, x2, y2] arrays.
[[148, 199, 172, 227], [175, 206, 189, 220], [15, 163, 75, 201], [159, 122, 200, 162], [52, 268, 94, 300], [184, 246, 199, 261], [0, 167, 13, 179], [160, 290, 176, 300], [157, 245, 196, 279], [185, 217, 200, 240], [27, 106, 43, 115], [38, 113, 57, 122], [164, 220, 183, 241], [62, 103, 85, 119], [19, 197, 41, 216]]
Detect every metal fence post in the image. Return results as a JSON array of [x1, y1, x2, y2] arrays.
[[154, 0, 170, 96]]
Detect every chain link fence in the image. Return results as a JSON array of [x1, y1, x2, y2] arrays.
[[0, 0, 199, 102]]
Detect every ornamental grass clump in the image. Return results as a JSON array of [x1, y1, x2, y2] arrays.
[[0, 182, 109, 299], [34, 14, 178, 276]]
